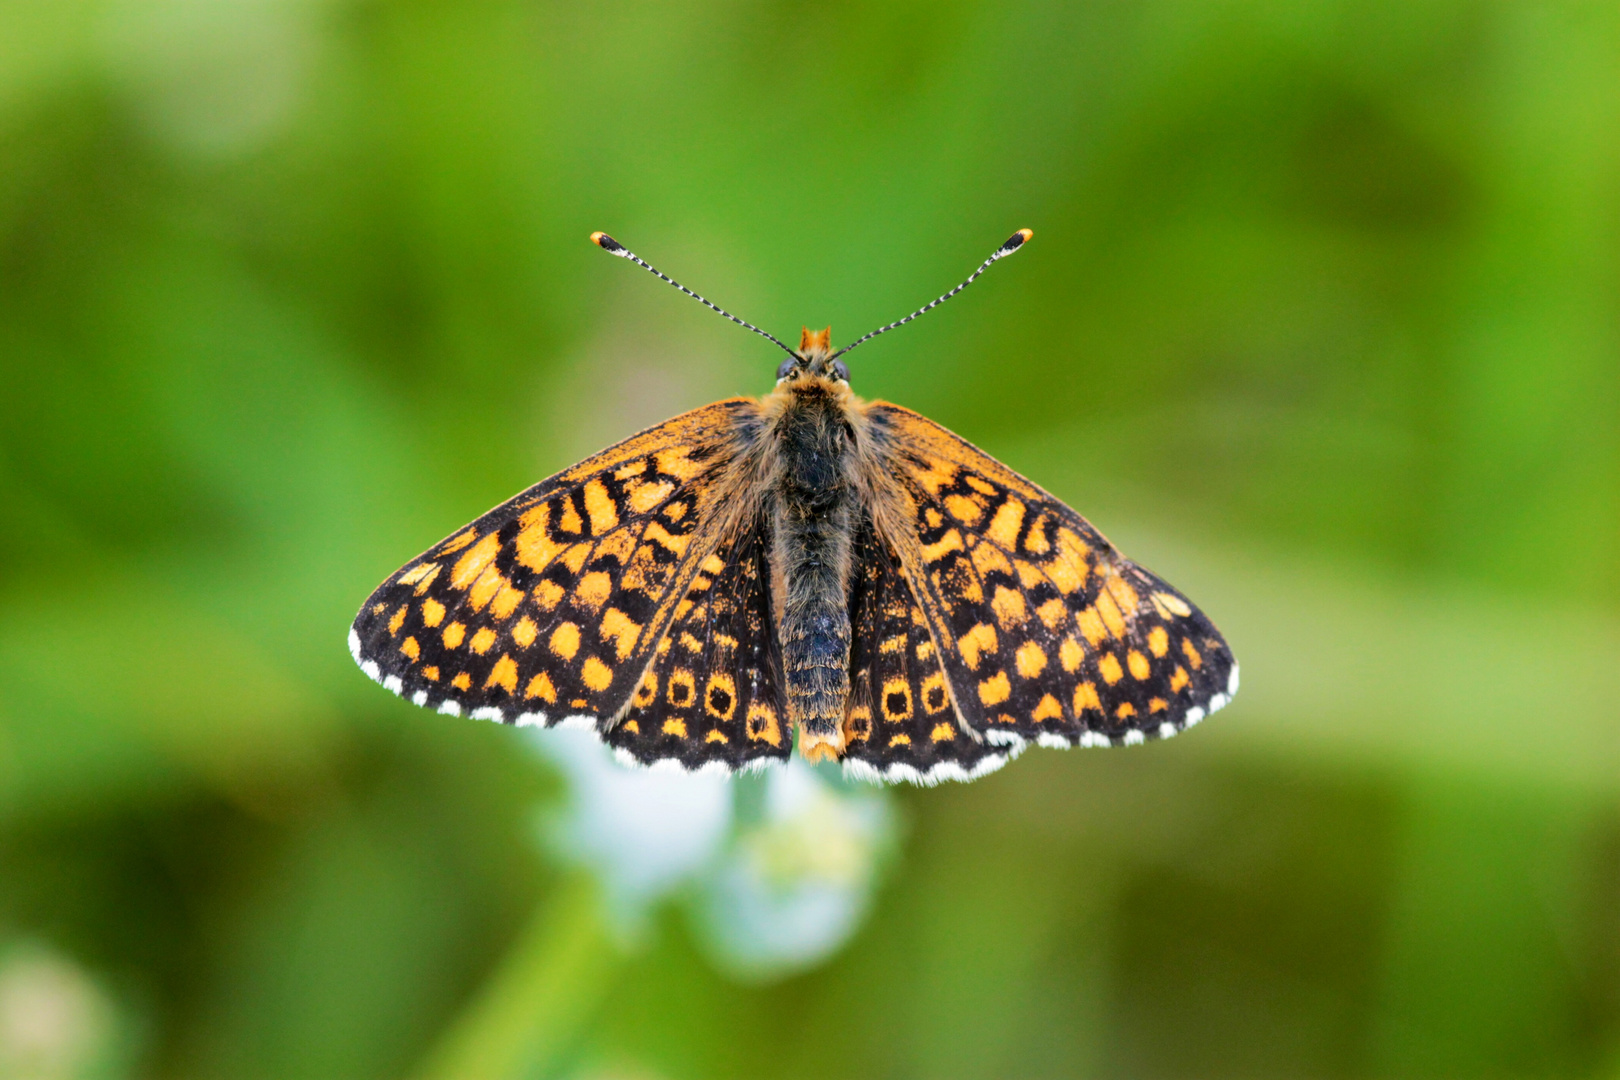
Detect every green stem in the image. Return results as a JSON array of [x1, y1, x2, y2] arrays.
[[414, 873, 623, 1080]]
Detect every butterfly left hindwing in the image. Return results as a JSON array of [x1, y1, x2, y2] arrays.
[[869, 404, 1238, 752], [349, 400, 752, 729]]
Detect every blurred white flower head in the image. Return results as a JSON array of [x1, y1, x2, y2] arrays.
[[0, 943, 121, 1080], [531, 727, 894, 980]]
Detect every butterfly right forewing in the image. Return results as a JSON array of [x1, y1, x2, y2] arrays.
[[868, 404, 1238, 751]]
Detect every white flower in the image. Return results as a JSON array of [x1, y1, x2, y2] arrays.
[[529, 728, 894, 977]]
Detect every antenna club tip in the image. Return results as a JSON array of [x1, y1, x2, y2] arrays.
[[590, 231, 623, 252], [1017, 228, 1034, 242]]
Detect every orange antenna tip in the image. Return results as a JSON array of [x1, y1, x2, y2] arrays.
[[590, 231, 623, 252], [1017, 228, 1034, 242]]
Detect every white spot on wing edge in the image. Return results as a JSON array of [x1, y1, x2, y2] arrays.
[[470, 706, 505, 722], [437, 700, 462, 717], [348, 628, 363, 665], [412, 691, 428, 707], [1122, 729, 1145, 746], [1227, 663, 1241, 697]]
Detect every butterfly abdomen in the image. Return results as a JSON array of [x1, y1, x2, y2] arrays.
[[768, 380, 860, 762]]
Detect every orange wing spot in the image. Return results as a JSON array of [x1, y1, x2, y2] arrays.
[[958, 622, 998, 670], [468, 565, 504, 612], [985, 498, 1025, 549], [400, 636, 420, 660], [921, 529, 964, 562], [442, 622, 467, 649], [622, 719, 640, 734], [1148, 626, 1169, 657], [470, 627, 498, 655], [1098, 653, 1124, 685], [533, 579, 565, 612], [970, 540, 1013, 577], [512, 616, 538, 648], [667, 669, 695, 707], [879, 635, 906, 655], [550, 622, 580, 661], [991, 585, 1027, 629], [581, 656, 613, 692], [1149, 698, 1168, 713], [924, 507, 944, 528], [388, 605, 408, 635], [679, 631, 702, 653], [613, 459, 647, 481], [451, 672, 472, 691], [705, 673, 738, 720], [1077, 607, 1108, 646], [583, 480, 619, 535], [642, 520, 691, 557], [881, 678, 913, 721], [1046, 529, 1091, 594], [1023, 514, 1052, 555], [964, 475, 997, 496], [1015, 640, 1047, 678], [484, 654, 518, 693], [450, 533, 502, 590], [557, 499, 583, 535], [577, 571, 612, 612], [398, 563, 436, 587], [1170, 666, 1190, 692], [1060, 637, 1083, 672], [1105, 575, 1141, 617], [1096, 590, 1128, 638], [1127, 649, 1151, 680], [705, 729, 728, 744], [371, 602, 387, 615], [627, 479, 675, 513], [422, 666, 440, 681], [421, 597, 446, 628], [916, 638, 935, 661], [653, 448, 703, 481], [599, 608, 642, 659], [631, 671, 657, 708], [746, 703, 782, 746], [1182, 638, 1203, 670], [920, 671, 949, 714], [525, 671, 557, 702], [1014, 560, 1046, 589], [663, 718, 688, 738], [701, 553, 726, 575], [978, 671, 1011, 706], [913, 459, 957, 495], [1033, 694, 1063, 722], [945, 493, 984, 524], [439, 529, 478, 555], [559, 543, 591, 574], [491, 584, 525, 620], [888, 733, 912, 747], [1154, 591, 1193, 617], [930, 722, 956, 742], [516, 507, 568, 573], [1074, 682, 1101, 713], [1115, 702, 1137, 720]]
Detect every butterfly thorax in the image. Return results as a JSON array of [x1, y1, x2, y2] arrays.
[[761, 359, 864, 763]]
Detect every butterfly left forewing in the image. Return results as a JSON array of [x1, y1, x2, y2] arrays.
[[867, 404, 1238, 750], [350, 400, 752, 727]]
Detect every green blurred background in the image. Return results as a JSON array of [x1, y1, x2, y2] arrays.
[[2, 1, 1618, 1077]]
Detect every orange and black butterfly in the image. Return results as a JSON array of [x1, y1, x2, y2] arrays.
[[350, 229, 1237, 784]]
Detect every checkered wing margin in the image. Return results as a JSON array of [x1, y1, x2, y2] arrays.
[[870, 405, 1237, 753], [349, 400, 755, 736]]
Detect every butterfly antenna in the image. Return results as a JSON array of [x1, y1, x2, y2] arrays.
[[590, 232, 798, 359], [832, 229, 1033, 361]]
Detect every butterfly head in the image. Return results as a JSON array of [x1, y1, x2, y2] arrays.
[[776, 326, 850, 385]]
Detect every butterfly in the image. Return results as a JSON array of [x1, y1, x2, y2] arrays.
[[350, 229, 1238, 785]]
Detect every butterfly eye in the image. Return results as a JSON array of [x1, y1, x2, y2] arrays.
[[831, 360, 850, 383], [776, 358, 799, 380]]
